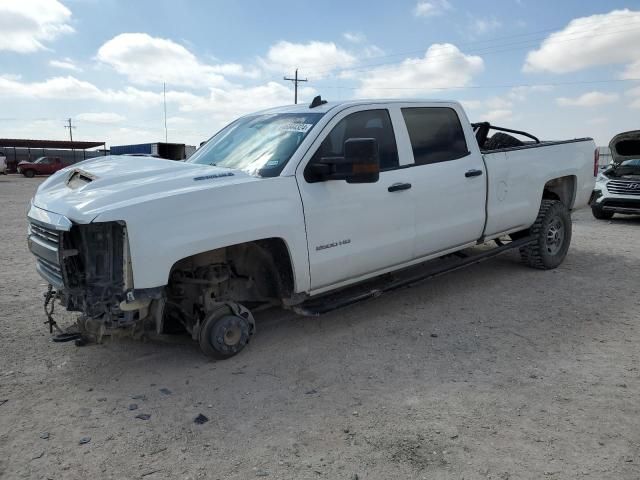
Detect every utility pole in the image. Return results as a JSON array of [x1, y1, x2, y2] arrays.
[[64, 118, 76, 142], [64, 118, 77, 161], [284, 68, 308, 104], [163, 82, 168, 143]]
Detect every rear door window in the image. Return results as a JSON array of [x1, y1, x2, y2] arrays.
[[401, 107, 469, 165]]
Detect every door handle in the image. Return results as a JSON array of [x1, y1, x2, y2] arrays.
[[465, 169, 483, 178], [388, 182, 412, 192]]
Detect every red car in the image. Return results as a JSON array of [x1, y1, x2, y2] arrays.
[[17, 157, 65, 177]]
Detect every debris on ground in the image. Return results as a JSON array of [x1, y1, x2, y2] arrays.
[[39, 432, 49, 440], [79, 436, 91, 445], [128, 403, 138, 411], [131, 394, 146, 400], [135, 414, 151, 420], [159, 388, 172, 395], [193, 414, 209, 425]]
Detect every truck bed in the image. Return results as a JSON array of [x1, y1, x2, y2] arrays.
[[480, 136, 596, 238]]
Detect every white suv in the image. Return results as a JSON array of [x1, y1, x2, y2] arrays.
[[591, 131, 640, 219]]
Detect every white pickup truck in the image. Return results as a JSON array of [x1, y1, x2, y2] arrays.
[[27, 97, 596, 358]]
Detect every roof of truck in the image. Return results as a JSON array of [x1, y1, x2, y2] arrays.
[[257, 98, 459, 115]]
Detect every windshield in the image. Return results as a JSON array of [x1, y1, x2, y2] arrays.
[[612, 158, 640, 175], [187, 112, 324, 177], [34, 157, 47, 164]]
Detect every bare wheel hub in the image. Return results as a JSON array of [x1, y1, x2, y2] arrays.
[[222, 325, 242, 346]]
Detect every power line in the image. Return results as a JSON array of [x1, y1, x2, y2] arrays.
[[283, 68, 308, 104], [317, 77, 640, 92], [64, 118, 76, 142], [269, 16, 640, 73], [305, 21, 640, 78]]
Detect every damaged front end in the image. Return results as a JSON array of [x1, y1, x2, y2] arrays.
[[27, 205, 157, 342]]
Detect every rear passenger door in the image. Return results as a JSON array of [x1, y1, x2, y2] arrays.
[[398, 106, 487, 258]]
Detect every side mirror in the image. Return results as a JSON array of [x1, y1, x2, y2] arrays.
[[306, 137, 380, 183], [343, 138, 380, 184]]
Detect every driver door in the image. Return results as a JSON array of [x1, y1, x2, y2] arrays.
[[297, 107, 415, 292]]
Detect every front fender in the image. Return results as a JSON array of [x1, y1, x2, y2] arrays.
[[94, 176, 310, 293]]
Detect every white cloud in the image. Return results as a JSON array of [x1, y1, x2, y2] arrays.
[[463, 85, 551, 121], [621, 59, 640, 79], [363, 45, 385, 58], [471, 17, 502, 36], [76, 112, 125, 124], [507, 84, 553, 101], [49, 58, 82, 72], [343, 32, 366, 44], [624, 85, 640, 108], [523, 9, 640, 74], [178, 81, 314, 116], [97, 33, 258, 87], [0, 75, 102, 99], [0, 74, 306, 125], [556, 91, 619, 107], [356, 43, 483, 98], [463, 96, 514, 121], [263, 40, 355, 77], [0, 0, 74, 53], [484, 109, 513, 122], [413, 0, 452, 18], [166, 116, 194, 127], [588, 117, 608, 125], [0, 74, 172, 106]]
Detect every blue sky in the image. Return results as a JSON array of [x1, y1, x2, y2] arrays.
[[1, 0, 639, 146]]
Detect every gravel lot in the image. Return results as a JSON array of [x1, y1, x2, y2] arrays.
[[1, 175, 639, 480]]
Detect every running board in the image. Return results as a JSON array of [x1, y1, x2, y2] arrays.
[[294, 236, 535, 316]]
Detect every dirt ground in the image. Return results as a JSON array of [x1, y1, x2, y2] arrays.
[[0, 175, 638, 480]]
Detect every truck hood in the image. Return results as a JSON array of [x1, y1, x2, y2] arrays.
[[609, 130, 640, 164], [32, 155, 258, 223]]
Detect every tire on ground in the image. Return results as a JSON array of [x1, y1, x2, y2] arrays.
[[591, 206, 614, 220], [24, 170, 35, 178], [483, 132, 524, 150], [520, 199, 572, 270]]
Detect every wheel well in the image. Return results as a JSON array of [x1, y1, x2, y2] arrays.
[[169, 238, 295, 301], [543, 175, 576, 209]]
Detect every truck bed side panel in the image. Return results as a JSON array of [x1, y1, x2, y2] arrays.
[[483, 139, 595, 237]]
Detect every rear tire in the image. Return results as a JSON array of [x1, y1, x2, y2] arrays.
[[591, 206, 614, 220], [24, 170, 35, 178], [520, 199, 572, 270]]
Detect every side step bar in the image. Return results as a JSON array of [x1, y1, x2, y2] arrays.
[[295, 236, 535, 316]]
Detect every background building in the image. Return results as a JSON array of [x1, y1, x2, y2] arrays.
[[110, 142, 196, 160], [0, 139, 106, 173]]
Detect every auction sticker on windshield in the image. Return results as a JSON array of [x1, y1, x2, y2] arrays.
[[278, 123, 313, 133]]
